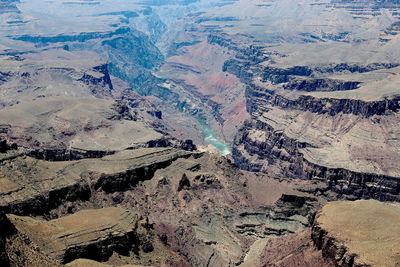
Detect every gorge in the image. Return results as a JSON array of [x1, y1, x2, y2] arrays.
[[0, 0, 399, 266]]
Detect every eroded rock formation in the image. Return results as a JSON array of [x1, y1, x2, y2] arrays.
[[312, 200, 400, 267]]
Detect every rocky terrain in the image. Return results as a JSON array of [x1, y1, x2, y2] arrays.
[[0, 0, 399, 266], [220, 1, 400, 202], [0, 140, 335, 266], [312, 200, 400, 267]]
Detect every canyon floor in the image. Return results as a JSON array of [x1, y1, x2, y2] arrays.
[[0, 0, 400, 266]]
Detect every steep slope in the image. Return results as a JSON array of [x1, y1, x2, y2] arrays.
[[8, 208, 147, 263], [0, 143, 332, 266], [312, 200, 400, 267], [231, 57, 400, 201], [0, 51, 116, 108], [259, 229, 335, 267], [212, 0, 400, 201], [0, 0, 400, 266], [0, 97, 166, 158]]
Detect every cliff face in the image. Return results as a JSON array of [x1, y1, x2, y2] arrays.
[[7, 208, 149, 264], [229, 45, 400, 202], [246, 84, 400, 118], [98, 29, 174, 100], [257, 200, 400, 267], [311, 200, 400, 267], [0, 212, 11, 267], [11, 28, 170, 102], [233, 119, 400, 202], [222, 1, 400, 200], [259, 229, 335, 267], [0, 51, 119, 109], [0, 143, 332, 266], [233, 108, 400, 201], [0, 0, 400, 265]]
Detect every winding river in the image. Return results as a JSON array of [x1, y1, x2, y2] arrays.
[[197, 119, 232, 156]]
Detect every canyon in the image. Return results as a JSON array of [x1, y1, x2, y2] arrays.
[[0, 0, 399, 266]]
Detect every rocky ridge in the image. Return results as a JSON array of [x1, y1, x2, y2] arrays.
[[228, 38, 400, 202], [0, 135, 341, 266], [8, 208, 147, 263], [0, 0, 399, 266], [312, 200, 400, 267], [0, 147, 193, 216]]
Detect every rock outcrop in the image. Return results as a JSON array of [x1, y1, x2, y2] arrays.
[[208, 1, 400, 199], [7, 208, 145, 264], [0, 144, 330, 266], [0, 148, 193, 216], [0, 0, 400, 266], [312, 200, 400, 267], [0, 51, 119, 109], [233, 112, 400, 201], [66, 259, 146, 267], [0, 211, 12, 267], [0, 97, 166, 159], [259, 229, 335, 267], [230, 44, 400, 202]]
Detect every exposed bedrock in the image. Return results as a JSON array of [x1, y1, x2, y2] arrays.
[[11, 27, 176, 103], [0, 144, 330, 266], [0, 211, 13, 267], [26, 148, 115, 162], [78, 64, 114, 95], [224, 58, 400, 117], [0, 139, 17, 153], [313, 63, 400, 74], [283, 78, 361, 92], [7, 207, 153, 264], [223, 61, 399, 87], [258, 200, 400, 267], [259, 229, 335, 267], [25, 137, 195, 162], [227, 44, 400, 201], [222, 59, 255, 84], [0, 148, 193, 216], [311, 200, 400, 267], [0, 96, 184, 160], [207, 34, 239, 51], [235, 85, 400, 201], [233, 118, 400, 201], [98, 30, 180, 102], [246, 82, 400, 118], [273, 94, 400, 117], [0, 53, 120, 108], [87, 148, 194, 193]]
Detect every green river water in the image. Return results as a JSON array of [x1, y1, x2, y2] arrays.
[[197, 119, 232, 156]]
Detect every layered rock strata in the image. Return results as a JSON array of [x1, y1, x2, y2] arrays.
[[231, 54, 400, 201], [312, 200, 400, 267], [0, 96, 194, 160], [0, 148, 193, 215], [7, 208, 144, 263]]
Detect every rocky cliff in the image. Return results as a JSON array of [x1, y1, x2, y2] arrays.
[[0, 148, 193, 216], [7, 208, 148, 263], [0, 142, 336, 266], [311, 200, 400, 267], [0, 0, 399, 266], [0, 97, 167, 159], [229, 37, 400, 202]]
